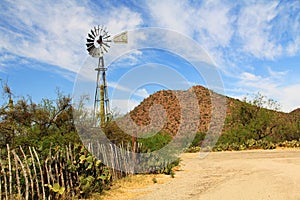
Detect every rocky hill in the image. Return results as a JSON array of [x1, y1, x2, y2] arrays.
[[130, 86, 207, 135], [118, 85, 295, 138], [106, 85, 300, 150]]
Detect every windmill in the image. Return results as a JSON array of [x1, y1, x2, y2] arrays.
[[86, 25, 128, 127]]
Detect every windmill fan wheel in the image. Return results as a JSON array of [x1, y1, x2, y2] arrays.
[[86, 26, 111, 58]]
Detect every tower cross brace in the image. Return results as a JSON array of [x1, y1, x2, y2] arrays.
[[94, 56, 111, 127]]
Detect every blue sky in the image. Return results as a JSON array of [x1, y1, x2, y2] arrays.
[[0, 0, 300, 113]]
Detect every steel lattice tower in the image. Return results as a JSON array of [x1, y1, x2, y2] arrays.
[[86, 25, 127, 127], [94, 56, 111, 127]]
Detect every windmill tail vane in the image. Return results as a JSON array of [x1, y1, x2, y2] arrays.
[[86, 25, 128, 127]]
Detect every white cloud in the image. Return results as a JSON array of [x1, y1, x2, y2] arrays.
[[145, 1, 300, 77], [146, 0, 234, 49], [109, 81, 148, 98], [240, 72, 261, 81], [134, 88, 149, 98], [235, 67, 300, 112], [267, 67, 288, 79], [277, 1, 300, 56], [0, 1, 143, 74], [109, 81, 132, 93], [110, 89, 149, 114], [107, 7, 143, 35], [287, 37, 300, 56], [279, 84, 300, 112], [143, 1, 239, 76], [146, 0, 193, 36], [236, 1, 300, 60], [109, 49, 143, 68], [194, 1, 235, 48], [111, 98, 139, 114], [0, 1, 91, 72], [0, 54, 18, 67], [237, 1, 282, 59], [238, 76, 278, 98]]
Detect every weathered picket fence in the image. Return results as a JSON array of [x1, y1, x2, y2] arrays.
[[0, 144, 113, 199], [0, 142, 175, 199]]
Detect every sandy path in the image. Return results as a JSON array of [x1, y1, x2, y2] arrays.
[[131, 149, 300, 200]]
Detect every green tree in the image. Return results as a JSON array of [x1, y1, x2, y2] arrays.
[[0, 84, 80, 150], [222, 93, 282, 146]]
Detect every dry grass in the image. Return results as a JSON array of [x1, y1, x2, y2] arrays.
[[96, 173, 172, 200]]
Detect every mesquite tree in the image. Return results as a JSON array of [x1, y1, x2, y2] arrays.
[[0, 84, 79, 150]]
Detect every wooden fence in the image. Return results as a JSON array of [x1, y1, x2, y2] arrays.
[[0, 144, 111, 199], [0, 142, 174, 199]]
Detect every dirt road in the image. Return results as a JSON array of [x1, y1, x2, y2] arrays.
[[130, 149, 300, 200]]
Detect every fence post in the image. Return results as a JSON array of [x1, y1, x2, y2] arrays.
[[7, 144, 13, 200]]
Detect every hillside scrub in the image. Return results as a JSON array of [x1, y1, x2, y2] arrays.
[[123, 86, 300, 152], [186, 93, 300, 152]]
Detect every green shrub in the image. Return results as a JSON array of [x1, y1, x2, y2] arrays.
[[190, 132, 206, 147], [138, 131, 172, 153], [184, 146, 201, 153], [278, 140, 300, 148]]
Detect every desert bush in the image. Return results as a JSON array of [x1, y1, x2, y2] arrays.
[[138, 131, 172, 153], [277, 140, 300, 148], [184, 146, 201, 153]]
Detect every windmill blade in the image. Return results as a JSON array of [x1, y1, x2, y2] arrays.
[[88, 33, 95, 40], [91, 29, 96, 37], [113, 31, 128, 43], [87, 46, 95, 53], [102, 45, 108, 53], [102, 42, 110, 48], [94, 26, 99, 35], [103, 35, 110, 39], [87, 38, 94, 43], [86, 43, 94, 48], [98, 25, 102, 34], [86, 41, 94, 45], [99, 25, 103, 35], [103, 28, 108, 37]]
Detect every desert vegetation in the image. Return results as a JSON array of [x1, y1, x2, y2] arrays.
[[123, 85, 300, 152], [0, 83, 179, 199], [0, 82, 299, 198], [0, 83, 114, 198], [187, 92, 300, 152]]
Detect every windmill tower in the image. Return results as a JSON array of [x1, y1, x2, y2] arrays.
[[86, 26, 128, 127]]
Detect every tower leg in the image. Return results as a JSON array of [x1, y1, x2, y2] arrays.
[[100, 84, 105, 127], [94, 56, 111, 127]]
